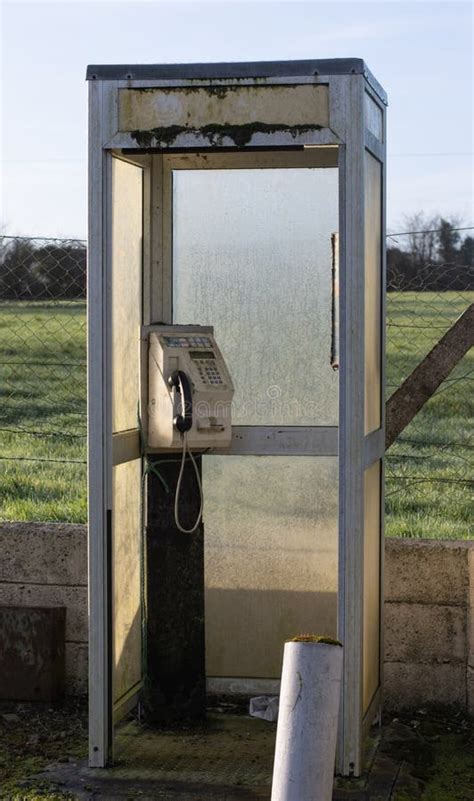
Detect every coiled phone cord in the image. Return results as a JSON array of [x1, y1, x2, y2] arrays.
[[174, 431, 203, 534]]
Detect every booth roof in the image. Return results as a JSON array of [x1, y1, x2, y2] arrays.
[[85, 59, 387, 104]]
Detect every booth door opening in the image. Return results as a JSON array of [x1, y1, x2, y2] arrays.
[[167, 154, 340, 681]]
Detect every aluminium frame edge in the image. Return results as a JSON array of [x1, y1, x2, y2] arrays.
[[87, 79, 116, 768], [334, 72, 366, 777]]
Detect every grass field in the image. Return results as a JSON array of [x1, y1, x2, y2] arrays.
[[0, 301, 86, 523], [0, 293, 472, 538], [385, 292, 473, 539]]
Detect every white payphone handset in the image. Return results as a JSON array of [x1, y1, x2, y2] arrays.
[[147, 325, 234, 533]]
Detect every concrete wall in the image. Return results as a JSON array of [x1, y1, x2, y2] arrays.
[[384, 538, 474, 716], [0, 523, 472, 714], [0, 522, 88, 694]]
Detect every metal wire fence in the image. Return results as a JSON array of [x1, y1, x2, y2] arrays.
[[0, 232, 472, 536], [0, 235, 87, 522], [385, 230, 473, 538]]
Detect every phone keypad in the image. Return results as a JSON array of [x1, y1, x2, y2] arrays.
[[195, 359, 223, 385]]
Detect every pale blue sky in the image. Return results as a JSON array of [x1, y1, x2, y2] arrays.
[[1, 0, 472, 239]]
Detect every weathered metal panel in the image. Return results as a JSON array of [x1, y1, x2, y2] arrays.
[[0, 605, 65, 701], [107, 127, 340, 151], [118, 85, 329, 145]]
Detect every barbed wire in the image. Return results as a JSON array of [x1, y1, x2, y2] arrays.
[[387, 225, 473, 238], [0, 455, 86, 465], [2, 225, 472, 244], [0, 235, 87, 243]]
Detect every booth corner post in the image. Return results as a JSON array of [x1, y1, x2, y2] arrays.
[[87, 58, 386, 776]]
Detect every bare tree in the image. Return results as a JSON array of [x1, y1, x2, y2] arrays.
[[400, 212, 439, 266]]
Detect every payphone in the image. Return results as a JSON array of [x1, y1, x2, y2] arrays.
[[147, 325, 234, 532], [148, 325, 234, 450]]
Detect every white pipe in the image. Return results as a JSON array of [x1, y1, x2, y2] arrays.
[[271, 637, 343, 801]]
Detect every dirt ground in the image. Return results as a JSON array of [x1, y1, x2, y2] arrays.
[[0, 697, 87, 800], [1, 698, 473, 801]]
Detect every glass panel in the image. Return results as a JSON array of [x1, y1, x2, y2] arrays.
[[173, 168, 339, 426], [111, 157, 142, 433], [364, 152, 382, 434], [113, 458, 142, 705], [204, 456, 338, 678], [363, 460, 381, 712], [365, 92, 383, 142]]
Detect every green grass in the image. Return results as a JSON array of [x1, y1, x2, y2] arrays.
[[385, 291, 473, 539], [0, 301, 86, 523], [389, 712, 474, 801], [0, 293, 472, 538]]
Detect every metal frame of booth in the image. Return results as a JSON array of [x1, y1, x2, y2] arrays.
[[87, 59, 387, 777]]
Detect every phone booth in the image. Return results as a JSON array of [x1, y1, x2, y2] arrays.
[[87, 59, 386, 779]]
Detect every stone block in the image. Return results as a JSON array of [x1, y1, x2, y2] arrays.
[[0, 522, 87, 586], [0, 584, 87, 642], [385, 539, 472, 606], [384, 662, 466, 710], [0, 605, 65, 701], [384, 602, 467, 664], [65, 643, 88, 695]]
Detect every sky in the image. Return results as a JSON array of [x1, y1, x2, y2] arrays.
[[0, 0, 472, 239]]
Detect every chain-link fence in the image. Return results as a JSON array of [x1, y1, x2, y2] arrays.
[[385, 230, 473, 539], [0, 231, 472, 536], [0, 235, 87, 522]]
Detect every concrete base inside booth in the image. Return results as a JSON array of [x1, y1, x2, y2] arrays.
[[34, 702, 419, 800], [111, 712, 275, 790], [51, 708, 277, 799]]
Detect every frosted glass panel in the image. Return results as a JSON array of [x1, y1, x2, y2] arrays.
[[173, 168, 338, 426], [363, 460, 381, 712], [364, 152, 382, 434], [113, 458, 142, 706], [111, 157, 142, 433], [204, 456, 338, 678]]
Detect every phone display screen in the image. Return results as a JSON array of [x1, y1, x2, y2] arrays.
[[190, 351, 215, 360]]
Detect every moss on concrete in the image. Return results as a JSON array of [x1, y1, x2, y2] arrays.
[[418, 730, 474, 800], [289, 634, 342, 646], [385, 712, 474, 801]]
